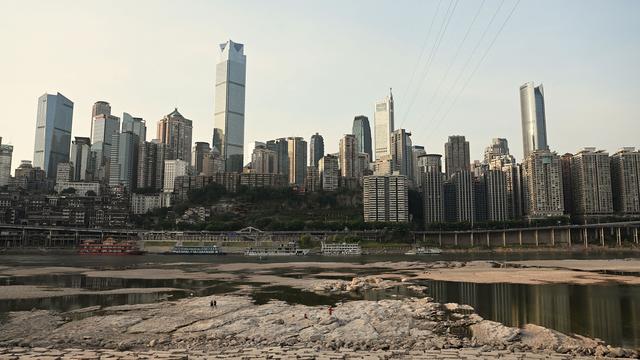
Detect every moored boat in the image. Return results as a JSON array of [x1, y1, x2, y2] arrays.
[[244, 241, 309, 256], [405, 247, 442, 255], [320, 242, 362, 255], [169, 245, 224, 255], [78, 238, 144, 255]]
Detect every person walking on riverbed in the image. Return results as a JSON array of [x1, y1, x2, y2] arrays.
[[328, 306, 333, 316], [210, 299, 217, 308]]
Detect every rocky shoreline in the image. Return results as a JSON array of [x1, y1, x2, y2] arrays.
[[0, 295, 636, 359]]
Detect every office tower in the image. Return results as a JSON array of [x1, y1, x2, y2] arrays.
[[494, 160, 523, 220], [560, 153, 574, 215], [92, 101, 111, 118], [202, 151, 225, 176], [610, 148, 640, 215], [109, 132, 139, 190], [213, 40, 246, 172], [443, 180, 457, 222], [191, 142, 211, 175], [138, 141, 162, 190], [484, 170, 509, 221], [422, 165, 444, 225], [55, 162, 73, 184], [305, 166, 320, 192], [33, 92, 73, 178], [157, 108, 193, 163], [522, 150, 564, 218], [267, 138, 289, 178], [287, 137, 307, 185], [339, 134, 358, 178], [91, 113, 120, 182], [374, 89, 394, 160], [444, 135, 470, 178], [520, 82, 549, 158], [70, 137, 92, 181], [451, 171, 475, 223], [474, 176, 488, 222], [251, 143, 278, 174], [363, 175, 408, 222], [0, 137, 13, 187], [570, 148, 613, 216], [390, 129, 413, 180], [318, 154, 339, 191], [309, 133, 324, 167], [163, 159, 189, 192], [122, 113, 146, 143], [483, 138, 510, 164], [412, 146, 427, 185], [352, 115, 372, 160]]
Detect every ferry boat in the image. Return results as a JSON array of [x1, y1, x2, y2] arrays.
[[404, 247, 443, 255], [78, 238, 144, 256], [244, 242, 310, 256], [320, 242, 362, 255], [169, 245, 224, 255]]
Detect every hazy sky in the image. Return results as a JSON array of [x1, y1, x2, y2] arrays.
[[1, 0, 638, 172]]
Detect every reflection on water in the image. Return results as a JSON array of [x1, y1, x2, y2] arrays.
[[425, 280, 640, 349]]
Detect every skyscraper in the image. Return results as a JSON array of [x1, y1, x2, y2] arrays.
[[192, 142, 212, 175], [157, 108, 193, 163], [91, 113, 120, 182], [523, 150, 564, 218], [137, 141, 163, 190], [520, 82, 549, 159], [0, 137, 13, 187], [122, 113, 146, 143], [309, 133, 324, 167], [352, 115, 372, 160], [363, 175, 408, 223], [483, 138, 510, 164], [109, 132, 139, 190], [610, 147, 640, 215], [287, 137, 307, 186], [70, 137, 92, 181], [251, 143, 277, 174], [390, 129, 413, 180], [213, 40, 246, 173], [92, 101, 111, 118], [560, 153, 574, 215], [451, 170, 475, 223], [163, 159, 189, 192], [422, 159, 444, 226], [570, 148, 613, 216], [374, 89, 394, 160], [484, 170, 509, 222], [33, 92, 74, 179], [339, 134, 357, 178], [444, 135, 470, 178], [319, 155, 340, 191], [267, 138, 289, 178], [412, 145, 427, 185]]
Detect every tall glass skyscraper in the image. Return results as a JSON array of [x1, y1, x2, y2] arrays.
[[33, 92, 74, 178], [309, 133, 324, 167], [214, 40, 246, 173], [122, 112, 146, 143], [520, 82, 549, 159], [374, 89, 394, 161], [352, 115, 372, 160]]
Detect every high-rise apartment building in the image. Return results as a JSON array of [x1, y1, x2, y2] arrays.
[[137, 141, 164, 190], [109, 132, 139, 190], [374, 89, 394, 160], [157, 108, 193, 164], [352, 115, 372, 160], [55, 162, 73, 184], [163, 159, 189, 192], [422, 165, 444, 225], [520, 82, 549, 158], [202, 151, 225, 176], [412, 146, 427, 185], [192, 142, 211, 175], [444, 135, 470, 178], [570, 148, 613, 216], [122, 113, 146, 143], [610, 148, 640, 215], [363, 175, 408, 223], [266, 138, 289, 179], [390, 129, 413, 180], [309, 133, 324, 168], [523, 150, 564, 218], [339, 134, 358, 178], [451, 170, 475, 223], [318, 155, 339, 191], [33, 92, 74, 178], [483, 138, 510, 164], [443, 180, 457, 223], [484, 170, 509, 221], [251, 143, 278, 174], [287, 137, 307, 186], [213, 40, 246, 172], [560, 153, 574, 215], [0, 137, 14, 187], [305, 166, 320, 192], [70, 137, 92, 181]]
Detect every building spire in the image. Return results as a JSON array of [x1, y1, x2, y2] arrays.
[[389, 87, 393, 100]]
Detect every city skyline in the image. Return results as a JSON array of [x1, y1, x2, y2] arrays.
[[1, 1, 639, 173]]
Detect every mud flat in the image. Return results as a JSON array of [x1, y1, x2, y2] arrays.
[[0, 295, 636, 358]]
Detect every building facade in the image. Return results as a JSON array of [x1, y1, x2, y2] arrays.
[[352, 115, 372, 161], [122, 113, 146, 143], [363, 175, 408, 222], [339, 134, 358, 178], [309, 133, 324, 168], [484, 170, 509, 222], [390, 129, 413, 180], [251, 144, 278, 174], [108, 132, 139, 190], [319, 154, 339, 191], [163, 159, 189, 192], [191, 142, 211, 175], [570, 148, 613, 216], [213, 40, 246, 172], [33, 92, 74, 178], [157, 108, 193, 164], [70, 137, 92, 181], [0, 137, 13, 187], [422, 167, 444, 225], [287, 137, 307, 186], [451, 170, 475, 223], [523, 150, 564, 218], [374, 89, 394, 160], [444, 135, 470, 178], [520, 82, 549, 158], [610, 147, 640, 215]]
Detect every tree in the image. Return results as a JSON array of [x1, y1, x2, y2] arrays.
[[61, 187, 76, 195]]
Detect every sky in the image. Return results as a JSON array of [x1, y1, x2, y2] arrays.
[[1, 0, 639, 173]]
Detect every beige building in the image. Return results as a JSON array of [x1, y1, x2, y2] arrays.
[[570, 148, 613, 216], [610, 147, 640, 215], [318, 155, 339, 191], [363, 175, 408, 223], [287, 137, 307, 185], [251, 144, 278, 174], [523, 150, 564, 218], [339, 134, 358, 178]]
